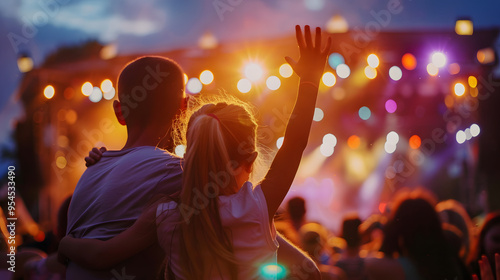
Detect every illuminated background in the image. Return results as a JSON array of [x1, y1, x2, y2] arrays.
[[1, 0, 500, 238]]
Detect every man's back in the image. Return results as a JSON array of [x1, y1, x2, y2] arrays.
[[67, 146, 182, 279]]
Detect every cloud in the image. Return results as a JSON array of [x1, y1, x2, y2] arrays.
[[0, 0, 166, 42]]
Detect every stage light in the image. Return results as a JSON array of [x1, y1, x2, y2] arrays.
[[44, 85, 55, 99], [409, 135, 421, 149], [279, 63, 293, 78], [431, 52, 447, 68], [426, 63, 438, 76], [477, 48, 495, 64], [328, 53, 345, 69], [322, 72, 336, 87], [367, 54, 380, 68], [100, 79, 113, 93], [199, 70, 214, 85], [276, 137, 284, 149], [364, 66, 377, 79], [313, 108, 324, 122], [244, 62, 264, 82], [385, 99, 397, 113], [389, 66, 402, 81], [454, 82, 465, 96], [81, 82, 93, 96], [266, 76, 281, 90], [347, 135, 360, 149], [468, 76, 477, 88], [326, 14, 349, 33], [456, 130, 466, 144], [89, 87, 103, 103], [470, 124, 480, 137], [358, 106, 371, 120], [455, 19, 473, 35], [402, 53, 417, 70], [237, 78, 252, 93], [448, 63, 460, 75], [336, 64, 350, 78], [186, 78, 203, 94]]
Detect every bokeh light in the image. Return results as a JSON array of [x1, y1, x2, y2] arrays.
[[477, 48, 495, 64], [448, 63, 460, 75], [468, 76, 477, 88], [347, 135, 361, 149], [367, 54, 380, 68], [431, 52, 447, 68], [384, 142, 397, 154], [56, 156, 67, 169], [456, 130, 466, 144], [175, 145, 186, 157], [389, 66, 402, 81], [386, 131, 399, 144], [455, 19, 473, 35], [199, 70, 214, 85], [322, 72, 336, 87], [81, 82, 93, 96], [402, 53, 417, 70], [89, 87, 103, 103], [186, 77, 203, 94], [364, 66, 377, 79], [313, 108, 324, 122], [266, 76, 281, 90], [454, 82, 465, 96], [244, 62, 264, 81], [358, 106, 371, 120], [328, 53, 345, 69], [237, 78, 252, 93], [103, 87, 116, 100], [100, 79, 113, 93], [44, 85, 55, 99], [385, 99, 397, 113], [470, 124, 480, 137], [409, 135, 421, 149], [279, 63, 293, 78], [320, 144, 334, 157], [426, 63, 439, 76], [260, 263, 286, 279], [323, 133, 337, 147], [336, 64, 350, 79], [326, 15, 349, 33], [276, 137, 284, 149]]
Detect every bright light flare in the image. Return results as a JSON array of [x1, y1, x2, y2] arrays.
[[431, 52, 447, 68], [266, 76, 281, 90], [237, 78, 252, 93], [454, 82, 465, 96], [244, 62, 264, 81]]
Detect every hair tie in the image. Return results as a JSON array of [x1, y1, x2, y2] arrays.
[[206, 113, 220, 122]]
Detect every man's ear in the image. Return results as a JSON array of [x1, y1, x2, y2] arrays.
[[113, 100, 126, 126]]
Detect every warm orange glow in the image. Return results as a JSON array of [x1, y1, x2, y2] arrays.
[[444, 95, 454, 108], [455, 19, 473, 35], [409, 135, 421, 149], [34, 231, 46, 242], [347, 135, 361, 149], [44, 85, 55, 99], [402, 53, 417, 70], [448, 63, 460, 75], [468, 76, 477, 88]]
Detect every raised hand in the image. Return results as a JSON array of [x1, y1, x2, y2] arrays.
[[84, 147, 107, 167], [475, 254, 500, 280], [285, 25, 331, 82]]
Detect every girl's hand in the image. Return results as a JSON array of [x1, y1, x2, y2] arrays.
[[85, 147, 107, 167], [474, 254, 500, 280], [285, 25, 331, 82]]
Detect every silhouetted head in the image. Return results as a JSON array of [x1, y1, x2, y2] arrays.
[[341, 215, 362, 249], [114, 56, 185, 132], [287, 197, 306, 223], [477, 211, 500, 272]]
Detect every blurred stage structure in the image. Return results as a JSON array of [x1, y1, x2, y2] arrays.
[[9, 27, 500, 233]]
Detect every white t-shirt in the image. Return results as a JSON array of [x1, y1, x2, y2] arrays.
[[66, 146, 183, 280], [156, 182, 279, 280]]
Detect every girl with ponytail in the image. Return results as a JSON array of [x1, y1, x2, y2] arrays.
[[59, 25, 331, 279]]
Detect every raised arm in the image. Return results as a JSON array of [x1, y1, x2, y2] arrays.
[[58, 202, 157, 270], [261, 25, 331, 221]]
